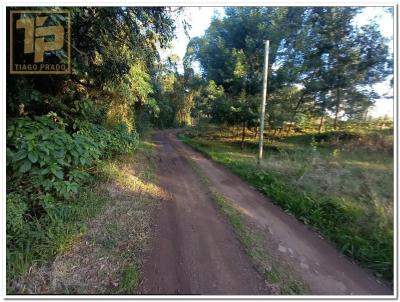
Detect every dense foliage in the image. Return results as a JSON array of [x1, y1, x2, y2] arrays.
[[7, 115, 98, 200], [6, 6, 179, 203]]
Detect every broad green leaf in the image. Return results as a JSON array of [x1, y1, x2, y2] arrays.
[[53, 169, 64, 179], [13, 149, 27, 162], [18, 160, 32, 173], [28, 152, 39, 163]]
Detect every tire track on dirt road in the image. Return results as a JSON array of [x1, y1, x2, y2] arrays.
[[140, 130, 268, 295]]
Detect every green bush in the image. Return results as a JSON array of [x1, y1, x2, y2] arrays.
[[6, 113, 139, 225], [6, 114, 139, 223], [6, 114, 101, 280], [7, 114, 100, 201], [6, 113, 140, 288], [78, 122, 139, 158]]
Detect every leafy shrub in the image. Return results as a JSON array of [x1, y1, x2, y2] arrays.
[[7, 114, 100, 201], [7, 113, 139, 227], [6, 113, 140, 288], [78, 122, 139, 158], [71, 98, 107, 126]]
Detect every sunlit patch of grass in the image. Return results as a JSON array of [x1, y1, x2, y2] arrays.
[[343, 160, 389, 170], [138, 140, 157, 151], [96, 141, 167, 201], [98, 161, 165, 200]]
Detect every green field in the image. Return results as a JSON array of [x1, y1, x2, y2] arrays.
[[181, 124, 393, 281]]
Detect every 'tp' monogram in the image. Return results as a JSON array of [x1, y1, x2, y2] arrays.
[[10, 10, 71, 74], [16, 16, 64, 63]]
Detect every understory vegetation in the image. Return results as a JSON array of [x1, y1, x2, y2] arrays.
[[6, 115, 140, 289], [181, 122, 393, 281], [9, 141, 162, 294], [6, 95, 146, 292]]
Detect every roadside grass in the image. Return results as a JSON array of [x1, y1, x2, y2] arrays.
[[189, 159, 308, 294], [8, 140, 161, 294], [180, 126, 393, 282], [118, 264, 140, 295], [6, 184, 108, 293]]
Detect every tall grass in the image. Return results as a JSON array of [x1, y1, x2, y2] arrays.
[[6, 186, 108, 292], [180, 126, 393, 281]]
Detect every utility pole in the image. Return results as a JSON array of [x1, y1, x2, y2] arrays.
[[258, 40, 269, 165]]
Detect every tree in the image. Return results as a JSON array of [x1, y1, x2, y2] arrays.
[[7, 7, 179, 132], [186, 8, 301, 143], [303, 7, 393, 129], [186, 7, 393, 133]]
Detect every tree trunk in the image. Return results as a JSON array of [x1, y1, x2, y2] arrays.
[[241, 121, 246, 150], [318, 114, 324, 133], [254, 126, 258, 139], [288, 92, 305, 132], [334, 88, 341, 130]]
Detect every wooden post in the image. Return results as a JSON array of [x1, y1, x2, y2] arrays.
[[258, 40, 270, 165]]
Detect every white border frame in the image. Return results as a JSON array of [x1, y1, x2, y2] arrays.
[[1, 1, 398, 300]]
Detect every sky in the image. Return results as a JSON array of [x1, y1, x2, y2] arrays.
[[161, 7, 394, 118], [160, 7, 224, 71]]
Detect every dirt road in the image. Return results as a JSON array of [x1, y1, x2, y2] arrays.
[[140, 130, 392, 295], [140, 130, 268, 294]]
